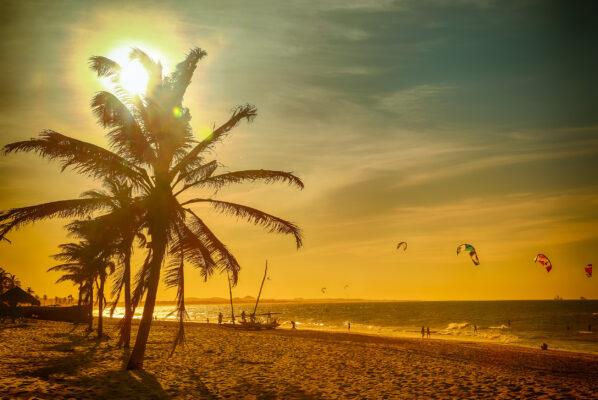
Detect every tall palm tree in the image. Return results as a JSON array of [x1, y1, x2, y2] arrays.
[[0, 47, 303, 369]]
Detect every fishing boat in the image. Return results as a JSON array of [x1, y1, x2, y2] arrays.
[[221, 260, 280, 330]]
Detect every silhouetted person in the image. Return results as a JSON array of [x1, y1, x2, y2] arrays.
[[474, 324, 477, 335], [218, 312, 223, 325], [541, 343, 548, 350], [348, 322, 351, 331], [426, 326, 430, 339], [241, 310, 246, 323], [291, 320, 296, 329], [206, 318, 209, 324], [421, 326, 425, 339], [508, 319, 511, 328]]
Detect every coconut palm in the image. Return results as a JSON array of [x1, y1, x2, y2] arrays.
[[0, 47, 303, 369], [79, 180, 146, 348], [50, 228, 115, 338], [26, 287, 34, 295]]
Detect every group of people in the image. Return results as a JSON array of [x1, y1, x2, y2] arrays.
[[421, 326, 431, 339]]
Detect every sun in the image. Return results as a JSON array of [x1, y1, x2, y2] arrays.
[[101, 46, 167, 96]]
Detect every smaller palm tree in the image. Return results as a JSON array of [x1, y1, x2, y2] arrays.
[[42, 294, 47, 306], [26, 287, 35, 295]]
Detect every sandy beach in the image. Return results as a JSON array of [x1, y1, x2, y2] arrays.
[[1, 318, 597, 399]]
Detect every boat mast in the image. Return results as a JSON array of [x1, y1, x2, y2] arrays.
[[227, 272, 235, 324], [252, 260, 268, 317]]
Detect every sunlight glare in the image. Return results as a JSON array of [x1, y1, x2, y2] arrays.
[[102, 45, 168, 97]]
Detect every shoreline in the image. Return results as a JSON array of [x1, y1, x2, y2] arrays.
[[2, 318, 596, 398]]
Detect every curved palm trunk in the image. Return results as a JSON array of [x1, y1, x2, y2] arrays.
[[97, 275, 105, 339], [119, 248, 133, 348], [127, 234, 167, 370]]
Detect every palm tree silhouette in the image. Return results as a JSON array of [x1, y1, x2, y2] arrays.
[[0, 47, 303, 369], [50, 224, 115, 338]]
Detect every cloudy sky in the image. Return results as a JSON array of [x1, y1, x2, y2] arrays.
[[0, 0, 597, 301]]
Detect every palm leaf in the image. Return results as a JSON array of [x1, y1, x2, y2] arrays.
[[185, 209, 241, 284], [89, 56, 121, 79], [169, 104, 257, 180], [167, 47, 208, 103], [90, 92, 154, 164], [179, 169, 304, 195], [182, 198, 303, 249], [0, 198, 111, 240], [2, 130, 150, 188]]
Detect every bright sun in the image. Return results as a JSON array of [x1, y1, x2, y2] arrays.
[[102, 46, 167, 96]]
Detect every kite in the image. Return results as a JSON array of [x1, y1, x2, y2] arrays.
[[457, 244, 480, 266], [585, 264, 592, 278], [321, 287, 326, 294], [397, 242, 407, 251], [534, 254, 552, 273], [344, 284, 349, 290]]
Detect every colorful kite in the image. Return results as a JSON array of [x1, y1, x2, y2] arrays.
[[534, 254, 552, 273], [397, 242, 407, 251], [457, 244, 480, 265], [585, 264, 592, 278]]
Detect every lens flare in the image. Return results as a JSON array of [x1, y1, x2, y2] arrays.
[[198, 126, 214, 141], [173, 107, 183, 118]]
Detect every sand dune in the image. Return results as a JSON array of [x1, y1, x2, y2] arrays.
[[1, 318, 597, 399]]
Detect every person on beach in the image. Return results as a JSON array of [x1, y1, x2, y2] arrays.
[[241, 310, 247, 323], [206, 318, 209, 324], [348, 322, 351, 331], [426, 326, 430, 338], [291, 320, 296, 329], [218, 312, 223, 325], [474, 324, 477, 335], [508, 319, 511, 328], [421, 326, 425, 339]]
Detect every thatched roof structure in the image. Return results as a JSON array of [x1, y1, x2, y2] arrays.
[[0, 286, 41, 306]]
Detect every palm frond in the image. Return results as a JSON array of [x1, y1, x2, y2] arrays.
[[182, 199, 303, 249], [165, 249, 188, 357], [129, 48, 163, 91], [131, 248, 153, 309], [169, 222, 217, 279], [179, 169, 304, 195], [90, 92, 154, 164], [185, 209, 242, 284], [169, 104, 257, 180], [89, 56, 121, 79], [0, 198, 111, 241], [2, 130, 150, 188], [167, 47, 208, 103]]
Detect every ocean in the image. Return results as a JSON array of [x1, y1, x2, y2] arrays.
[[107, 300, 598, 353]]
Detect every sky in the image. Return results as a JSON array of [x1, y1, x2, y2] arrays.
[[0, 0, 597, 301]]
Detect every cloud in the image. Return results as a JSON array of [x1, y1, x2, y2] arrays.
[[377, 84, 455, 121]]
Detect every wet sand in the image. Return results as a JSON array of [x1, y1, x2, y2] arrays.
[[1, 318, 597, 399]]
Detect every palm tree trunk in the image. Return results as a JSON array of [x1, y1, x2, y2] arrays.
[[77, 286, 82, 308], [127, 235, 167, 370], [87, 282, 94, 331], [121, 249, 133, 348], [97, 276, 105, 339]]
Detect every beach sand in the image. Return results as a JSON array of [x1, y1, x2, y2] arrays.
[[1, 318, 597, 399]]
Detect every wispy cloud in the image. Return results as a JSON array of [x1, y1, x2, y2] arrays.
[[377, 84, 455, 121]]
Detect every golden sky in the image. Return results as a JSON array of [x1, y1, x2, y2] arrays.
[[0, 0, 597, 301]]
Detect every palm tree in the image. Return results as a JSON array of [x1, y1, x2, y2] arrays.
[[42, 294, 47, 306], [0, 47, 303, 369], [79, 180, 146, 348], [50, 229, 115, 338], [26, 287, 34, 295]]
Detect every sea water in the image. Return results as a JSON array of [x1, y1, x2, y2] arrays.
[[106, 300, 598, 353]]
